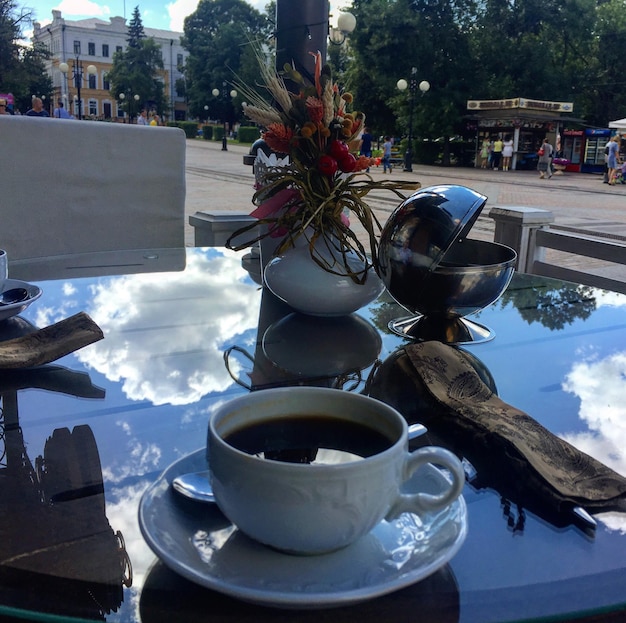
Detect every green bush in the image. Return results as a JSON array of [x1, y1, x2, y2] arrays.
[[238, 126, 260, 144], [213, 125, 225, 141], [166, 121, 199, 139], [412, 141, 439, 165], [202, 125, 213, 140]]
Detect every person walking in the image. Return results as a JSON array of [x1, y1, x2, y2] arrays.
[[607, 135, 621, 185], [25, 97, 49, 117], [359, 126, 373, 172], [491, 136, 503, 170], [136, 108, 149, 126], [501, 135, 514, 171], [53, 100, 73, 119], [479, 137, 491, 168], [537, 138, 553, 179], [382, 136, 393, 174]]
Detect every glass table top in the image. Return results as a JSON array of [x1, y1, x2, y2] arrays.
[[2, 247, 626, 622]]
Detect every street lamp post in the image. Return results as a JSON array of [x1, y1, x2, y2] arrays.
[[212, 85, 237, 151], [119, 91, 140, 123], [396, 70, 430, 172], [59, 54, 97, 120]]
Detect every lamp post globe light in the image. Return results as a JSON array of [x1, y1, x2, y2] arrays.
[[213, 85, 237, 151], [118, 91, 140, 123], [329, 11, 357, 45], [59, 55, 97, 120], [396, 69, 430, 172]]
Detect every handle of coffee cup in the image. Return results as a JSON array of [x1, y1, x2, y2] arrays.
[[223, 345, 254, 390], [385, 446, 465, 519]]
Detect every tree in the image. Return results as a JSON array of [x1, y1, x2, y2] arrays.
[[582, 0, 626, 125], [347, 0, 476, 158], [127, 5, 146, 48], [181, 0, 268, 121], [107, 6, 166, 117], [0, 0, 51, 113]]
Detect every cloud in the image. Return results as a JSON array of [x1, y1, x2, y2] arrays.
[[75, 248, 262, 406], [56, 0, 111, 17], [561, 349, 626, 532], [166, 0, 199, 31], [166, 0, 353, 32]]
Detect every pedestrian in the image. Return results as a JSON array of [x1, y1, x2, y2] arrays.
[[53, 100, 72, 119], [137, 108, 149, 126], [25, 97, 49, 117], [479, 137, 491, 168], [359, 126, 373, 172], [537, 138, 553, 179], [0, 98, 8, 115], [607, 134, 621, 185], [383, 136, 393, 174], [491, 136, 503, 170], [501, 135, 514, 171]]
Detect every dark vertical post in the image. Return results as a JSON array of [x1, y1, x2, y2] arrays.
[[275, 0, 329, 87], [75, 58, 83, 120]]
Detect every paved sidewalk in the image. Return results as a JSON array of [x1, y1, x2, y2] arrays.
[[184, 139, 626, 278]]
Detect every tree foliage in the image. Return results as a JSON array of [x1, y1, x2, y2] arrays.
[[341, 0, 623, 151], [181, 0, 269, 121], [127, 5, 146, 48], [0, 0, 52, 113], [107, 6, 166, 116], [348, 0, 476, 142]]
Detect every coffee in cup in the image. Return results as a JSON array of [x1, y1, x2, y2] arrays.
[[207, 386, 464, 555]]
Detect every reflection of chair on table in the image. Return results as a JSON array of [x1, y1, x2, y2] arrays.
[[0, 367, 132, 619], [0, 116, 186, 270]]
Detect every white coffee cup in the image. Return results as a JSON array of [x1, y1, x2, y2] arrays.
[[208, 386, 465, 555], [0, 249, 7, 293]]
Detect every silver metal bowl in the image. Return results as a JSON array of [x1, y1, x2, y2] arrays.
[[378, 185, 517, 343], [390, 238, 517, 318]]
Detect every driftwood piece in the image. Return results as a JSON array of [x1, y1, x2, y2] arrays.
[[0, 312, 104, 369]]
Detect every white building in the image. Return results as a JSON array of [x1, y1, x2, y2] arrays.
[[33, 10, 188, 121]]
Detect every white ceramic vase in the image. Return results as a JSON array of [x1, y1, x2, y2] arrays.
[[263, 234, 384, 316]]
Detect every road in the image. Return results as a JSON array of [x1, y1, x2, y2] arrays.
[[183, 139, 626, 276]]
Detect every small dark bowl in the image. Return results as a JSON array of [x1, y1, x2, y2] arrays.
[[394, 239, 517, 319]]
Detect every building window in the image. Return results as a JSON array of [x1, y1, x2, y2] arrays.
[[88, 42, 95, 56], [116, 45, 123, 53], [89, 100, 97, 117], [177, 53, 183, 69], [102, 44, 109, 57], [89, 73, 97, 89], [73, 41, 81, 54], [103, 74, 110, 90], [116, 102, 125, 117]]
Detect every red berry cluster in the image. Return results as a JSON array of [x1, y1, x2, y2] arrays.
[[317, 140, 358, 177]]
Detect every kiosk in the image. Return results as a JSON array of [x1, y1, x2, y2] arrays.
[[466, 97, 574, 170]]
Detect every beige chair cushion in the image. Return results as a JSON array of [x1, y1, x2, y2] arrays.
[[0, 115, 186, 261]]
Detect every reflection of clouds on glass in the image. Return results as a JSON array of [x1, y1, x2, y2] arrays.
[[595, 290, 626, 309], [74, 250, 261, 405], [105, 479, 155, 609], [562, 350, 626, 532]]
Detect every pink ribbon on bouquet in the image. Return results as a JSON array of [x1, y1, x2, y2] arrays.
[[251, 188, 301, 238]]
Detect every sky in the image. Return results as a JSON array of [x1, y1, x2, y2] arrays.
[[26, 0, 351, 34]]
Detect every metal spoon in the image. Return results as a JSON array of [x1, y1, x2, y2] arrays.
[[171, 423, 428, 504], [172, 469, 214, 502], [0, 287, 29, 306]]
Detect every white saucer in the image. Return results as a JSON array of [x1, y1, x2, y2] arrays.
[[139, 449, 468, 609], [0, 279, 42, 322]]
